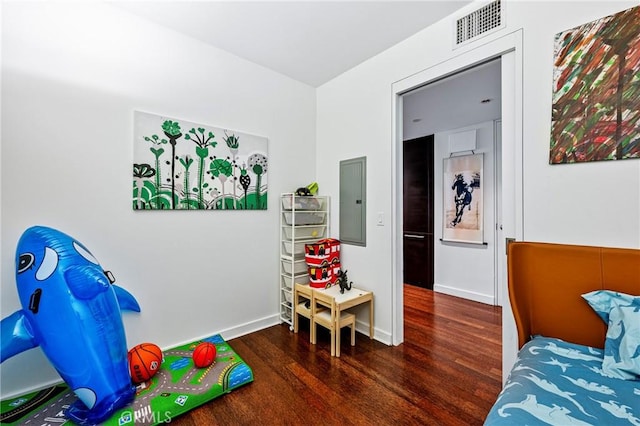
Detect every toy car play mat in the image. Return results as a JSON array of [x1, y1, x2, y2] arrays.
[[0, 334, 253, 425]]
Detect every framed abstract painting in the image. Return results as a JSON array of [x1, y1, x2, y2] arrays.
[[550, 5, 640, 164]]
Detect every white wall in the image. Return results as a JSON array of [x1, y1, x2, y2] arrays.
[[316, 0, 639, 368], [1, 2, 316, 397], [510, 1, 640, 247], [434, 121, 496, 304], [3, 0, 639, 400]]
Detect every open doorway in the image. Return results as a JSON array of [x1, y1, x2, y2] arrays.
[[401, 60, 501, 296], [391, 31, 524, 380]]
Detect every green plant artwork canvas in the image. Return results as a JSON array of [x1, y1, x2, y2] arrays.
[[133, 111, 268, 210], [550, 5, 640, 164]]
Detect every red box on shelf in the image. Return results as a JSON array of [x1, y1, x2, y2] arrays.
[[308, 262, 341, 288], [304, 238, 340, 267]]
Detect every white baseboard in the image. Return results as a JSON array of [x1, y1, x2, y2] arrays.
[[1, 378, 64, 400], [171, 314, 281, 348], [205, 315, 391, 348], [433, 284, 495, 305], [355, 320, 390, 345], [218, 314, 282, 341]]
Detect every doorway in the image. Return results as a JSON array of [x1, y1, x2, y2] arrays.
[[401, 59, 501, 300], [391, 31, 524, 379]]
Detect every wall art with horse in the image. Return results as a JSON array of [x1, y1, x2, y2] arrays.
[[442, 153, 484, 244]]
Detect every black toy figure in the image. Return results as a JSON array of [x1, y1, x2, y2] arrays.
[[334, 269, 352, 294]]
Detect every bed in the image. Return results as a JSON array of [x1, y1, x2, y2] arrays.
[[484, 242, 640, 425]]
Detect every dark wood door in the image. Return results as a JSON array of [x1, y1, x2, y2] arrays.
[[403, 135, 434, 289]]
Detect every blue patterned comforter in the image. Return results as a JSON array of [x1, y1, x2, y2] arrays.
[[485, 336, 640, 425]]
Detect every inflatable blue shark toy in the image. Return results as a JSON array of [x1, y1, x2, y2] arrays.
[[1, 226, 140, 425]]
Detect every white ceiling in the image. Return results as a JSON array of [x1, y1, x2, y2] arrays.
[[111, 1, 472, 87], [403, 58, 502, 139]]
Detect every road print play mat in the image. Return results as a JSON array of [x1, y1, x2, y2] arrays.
[[0, 334, 253, 425]]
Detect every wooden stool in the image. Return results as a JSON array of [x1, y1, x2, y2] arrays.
[[312, 290, 356, 357]]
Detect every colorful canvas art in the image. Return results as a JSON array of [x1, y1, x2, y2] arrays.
[[133, 111, 268, 210], [550, 5, 640, 164], [442, 154, 483, 244]]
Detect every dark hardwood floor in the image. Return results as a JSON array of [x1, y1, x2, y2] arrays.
[[172, 285, 502, 425]]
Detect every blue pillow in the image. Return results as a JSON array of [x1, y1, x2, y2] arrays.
[[582, 290, 640, 380]]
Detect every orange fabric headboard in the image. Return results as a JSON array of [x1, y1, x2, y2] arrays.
[[508, 242, 640, 349]]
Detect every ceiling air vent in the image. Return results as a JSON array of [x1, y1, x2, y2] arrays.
[[455, 0, 503, 47]]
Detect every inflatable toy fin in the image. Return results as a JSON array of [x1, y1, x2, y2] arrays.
[[113, 285, 141, 312], [66, 386, 135, 425], [1, 226, 141, 425], [0, 311, 37, 363], [65, 265, 111, 300]]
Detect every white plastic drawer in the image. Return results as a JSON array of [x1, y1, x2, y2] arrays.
[[282, 226, 326, 240], [282, 274, 309, 289], [281, 259, 307, 275], [282, 240, 306, 257], [281, 195, 325, 211], [282, 211, 326, 225]]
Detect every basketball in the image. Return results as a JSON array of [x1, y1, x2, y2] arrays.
[[192, 342, 216, 368], [128, 343, 163, 384]]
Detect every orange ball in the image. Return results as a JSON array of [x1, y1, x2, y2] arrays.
[[128, 343, 163, 384], [192, 342, 216, 368]]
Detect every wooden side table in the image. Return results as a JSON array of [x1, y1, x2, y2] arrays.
[[294, 283, 374, 357]]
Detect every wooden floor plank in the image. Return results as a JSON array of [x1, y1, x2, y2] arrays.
[[170, 285, 502, 425]]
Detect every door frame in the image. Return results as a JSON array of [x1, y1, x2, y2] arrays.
[[390, 30, 524, 373]]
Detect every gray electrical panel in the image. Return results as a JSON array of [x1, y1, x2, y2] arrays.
[[339, 156, 366, 246]]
